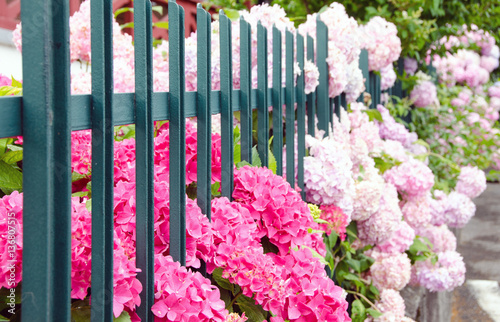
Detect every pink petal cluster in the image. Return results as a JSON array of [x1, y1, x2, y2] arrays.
[[410, 81, 438, 108], [415, 225, 456, 253], [376, 221, 415, 254], [361, 17, 402, 71], [443, 191, 476, 228], [404, 58, 418, 75], [400, 196, 432, 228], [303, 135, 355, 216], [413, 251, 466, 292], [368, 250, 411, 291], [304, 59, 320, 95], [455, 166, 487, 199], [152, 254, 227, 321], [380, 64, 397, 91], [383, 158, 434, 198], [357, 183, 402, 245], [318, 204, 350, 240], [377, 105, 417, 148], [369, 289, 406, 322], [352, 177, 384, 222], [233, 166, 325, 256], [0, 74, 11, 87], [0, 191, 23, 289]]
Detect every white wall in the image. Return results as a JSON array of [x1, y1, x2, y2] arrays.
[[0, 28, 22, 80]]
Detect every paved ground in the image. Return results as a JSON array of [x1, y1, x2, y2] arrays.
[[451, 183, 500, 321]]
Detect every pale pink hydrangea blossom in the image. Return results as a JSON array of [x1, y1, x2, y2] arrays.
[[455, 166, 487, 199]]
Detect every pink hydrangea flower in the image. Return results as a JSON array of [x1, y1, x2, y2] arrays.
[[401, 195, 432, 228], [368, 250, 411, 291], [383, 158, 434, 198], [318, 204, 350, 240], [376, 221, 415, 254], [455, 166, 487, 199], [410, 81, 438, 108], [361, 17, 401, 71], [380, 64, 397, 91], [413, 251, 466, 292], [444, 192, 476, 228], [415, 225, 457, 253], [369, 289, 406, 322]]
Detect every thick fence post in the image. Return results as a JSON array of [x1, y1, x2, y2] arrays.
[[316, 16, 329, 135], [90, 0, 115, 320], [21, 0, 72, 321], [239, 17, 252, 163], [220, 10, 234, 199], [296, 32, 306, 200], [169, 0, 186, 265], [306, 36, 316, 136], [272, 26, 283, 176], [285, 29, 295, 186], [196, 4, 212, 218], [135, 0, 155, 320], [257, 22, 269, 167]]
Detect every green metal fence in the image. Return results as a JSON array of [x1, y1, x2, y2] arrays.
[[0, 0, 398, 320]]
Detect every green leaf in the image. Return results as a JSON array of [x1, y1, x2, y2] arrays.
[[367, 308, 383, 318], [268, 148, 277, 174], [153, 21, 169, 30], [345, 258, 362, 273], [85, 199, 92, 212], [234, 144, 241, 165], [10, 77, 22, 89], [251, 146, 261, 167], [328, 231, 338, 247], [369, 284, 380, 296], [236, 161, 252, 169], [0, 150, 22, 164], [72, 172, 88, 182], [6, 145, 22, 152], [362, 109, 383, 122], [236, 295, 267, 322], [0, 160, 23, 194], [71, 299, 91, 322], [114, 311, 132, 322], [409, 237, 432, 254], [223, 8, 240, 21], [72, 191, 90, 198], [212, 268, 234, 292], [351, 299, 366, 321], [0, 314, 9, 321], [211, 182, 221, 196], [0, 138, 13, 156]]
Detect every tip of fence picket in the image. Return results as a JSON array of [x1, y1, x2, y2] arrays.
[[197, 3, 202, 9], [219, 9, 225, 16], [168, 0, 177, 4]]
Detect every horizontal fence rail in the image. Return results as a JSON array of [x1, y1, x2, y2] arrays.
[[0, 1, 408, 320]]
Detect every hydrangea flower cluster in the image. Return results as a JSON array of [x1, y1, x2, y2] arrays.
[[318, 204, 350, 240], [368, 250, 412, 291], [412, 251, 466, 292], [369, 289, 406, 322], [361, 17, 402, 71], [410, 80, 438, 108], [383, 158, 434, 199], [455, 166, 487, 199]]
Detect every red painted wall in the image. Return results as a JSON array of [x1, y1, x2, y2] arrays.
[[0, 0, 199, 39]]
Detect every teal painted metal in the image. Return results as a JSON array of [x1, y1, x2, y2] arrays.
[[340, 93, 347, 110], [334, 96, 341, 118], [272, 26, 283, 176], [285, 29, 295, 186], [358, 49, 369, 103], [169, 0, 186, 266], [196, 4, 212, 218], [316, 16, 329, 135], [306, 36, 316, 136], [369, 72, 381, 108], [90, 0, 114, 320], [21, 0, 72, 321], [135, 1, 155, 320], [257, 22, 269, 167], [239, 17, 252, 163], [296, 32, 306, 200], [220, 10, 234, 199]]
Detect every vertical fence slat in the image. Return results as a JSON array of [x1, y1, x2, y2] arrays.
[[296, 33, 306, 200], [90, 0, 114, 320], [334, 95, 341, 119], [220, 10, 234, 199], [197, 4, 212, 218], [21, 1, 72, 320], [306, 36, 316, 136], [240, 17, 252, 163], [272, 26, 283, 176], [316, 16, 329, 135], [169, 0, 186, 265], [285, 29, 294, 186], [369, 71, 381, 108], [135, 0, 154, 320], [341, 93, 347, 110], [257, 22, 269, 167], [358, 49, 369, 103]]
